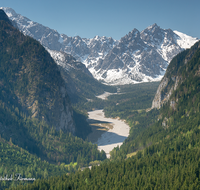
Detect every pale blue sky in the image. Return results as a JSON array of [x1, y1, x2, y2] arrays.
[[1, 0, 199, 40]]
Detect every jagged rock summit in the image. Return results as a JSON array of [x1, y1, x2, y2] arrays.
[[2, 7, 198, 85]]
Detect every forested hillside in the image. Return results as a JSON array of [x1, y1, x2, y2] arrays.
[[0, 10, 106, 189], [9, 40, 200, 189]]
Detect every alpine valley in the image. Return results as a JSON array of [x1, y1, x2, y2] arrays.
[[8, 24, 200, 190], [1, 6, 200, 190], [1, 7, 198, 85]]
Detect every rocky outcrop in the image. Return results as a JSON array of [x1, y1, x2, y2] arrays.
[[151, 77, 168, 109], [47, 49, 93, 77], [24, 85, 75, 133], [151, 75, 182, 109], [57, 86, 74, 133]]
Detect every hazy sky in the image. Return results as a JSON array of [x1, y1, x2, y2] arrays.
[[1, 0, 200, 40]]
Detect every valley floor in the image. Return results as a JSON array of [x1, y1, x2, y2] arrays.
[[87, 110, 130, 158]]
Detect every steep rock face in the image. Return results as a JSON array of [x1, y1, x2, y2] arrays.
[[151, 77, 169, 109], [151, 76, 181, 109], [2, 7, 198, 85], [0, 10, 75, 133], [140, 24, 182, 62], [151, 40, 200, 109]]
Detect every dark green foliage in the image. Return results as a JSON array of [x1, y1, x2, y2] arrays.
[[110, 108, 159, 159], [8, 146, 200, 189], [0, 138, 70, 189]]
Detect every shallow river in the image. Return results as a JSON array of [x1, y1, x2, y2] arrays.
[[87, 110, 130, 158]]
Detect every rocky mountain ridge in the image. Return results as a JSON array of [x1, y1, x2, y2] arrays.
[[1, 7, 198, 85]]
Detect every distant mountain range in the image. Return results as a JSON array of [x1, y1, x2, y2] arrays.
[[2, 7, 198, 85]]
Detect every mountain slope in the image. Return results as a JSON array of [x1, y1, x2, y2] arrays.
[[152, 40, 200, 109], [1, 7, 198, 85], [0, 10, 74, 134], [0, 10, 106, 184], [0, 9, 12, 25]]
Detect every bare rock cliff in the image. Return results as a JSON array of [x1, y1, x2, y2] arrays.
[[151, 76, 181, 109]]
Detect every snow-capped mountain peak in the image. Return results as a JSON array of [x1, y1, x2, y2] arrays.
[[2, 7, 199, 85]]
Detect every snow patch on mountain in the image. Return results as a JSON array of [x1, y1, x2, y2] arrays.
[[174, 30, 199, 49], [2, 7, 199, 85]]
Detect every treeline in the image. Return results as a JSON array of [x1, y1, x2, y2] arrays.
[[0, 138, 68, 189], [58, 60, 117, 105], [0, 136, 105, 190]]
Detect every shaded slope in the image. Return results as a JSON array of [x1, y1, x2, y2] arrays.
[[0, 15, 74, 133], [0, 10, 106, 184]]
